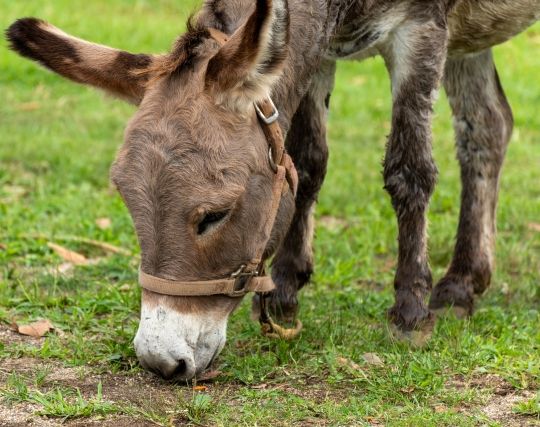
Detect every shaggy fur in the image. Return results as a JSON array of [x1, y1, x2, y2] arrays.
[[6, 0, 540, 350]]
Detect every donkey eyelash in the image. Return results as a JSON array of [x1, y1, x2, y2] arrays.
[[196, 210, 230, 235]]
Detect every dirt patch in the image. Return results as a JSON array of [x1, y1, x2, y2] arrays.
[[0, 357, 186, 426], [0, 403, 59, 427], [482, 391, 538, 427], [65, 416, 158, 427], [0, 324, 46, 348], [447, 374, 539, 426]]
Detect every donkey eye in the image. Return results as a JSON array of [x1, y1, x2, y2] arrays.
[[197, 211, 229, 235]]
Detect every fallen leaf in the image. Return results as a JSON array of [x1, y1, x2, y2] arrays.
[[192, 385, 207, 392], [527, 223, 540, 232], [352, 76, 366, 86], [26, 233, 131, 256], [17, 101, 41, 111], [251, 383, 268, 390], [96, 217, 112, 230], [118, 284, 131, 292], [16, 319, 54, 337], [363, 352, 384, 367], [55, 262, 74, 275], [336, 356, 361, 370], [197, 370, 221, 381], [2, 185, 27, 201], [47, 242, 87, 265], [318, 215, 349, 231], [0, 243, 6, 250]]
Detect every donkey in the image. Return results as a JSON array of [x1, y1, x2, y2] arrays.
[[6, 0, 539, 380]]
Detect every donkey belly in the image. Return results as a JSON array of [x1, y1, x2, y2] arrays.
[[327, 0, 540, 61], [325, 3, 408, 61], [448, 0, 540, 56]]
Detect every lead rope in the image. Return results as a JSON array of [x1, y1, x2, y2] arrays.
[[207, 28, 302, 340], [250, 98, 302, 340]]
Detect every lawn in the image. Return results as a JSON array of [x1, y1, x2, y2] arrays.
[[1, 1, 539, 426]]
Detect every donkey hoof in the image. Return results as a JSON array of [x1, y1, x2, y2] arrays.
[[429, 276, 474, 318], [251, 294, 298, 325]]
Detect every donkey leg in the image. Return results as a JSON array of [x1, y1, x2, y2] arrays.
[[429, 49, 513, 316], [252, 61, 336, 323], [380, 19, 448, 344]]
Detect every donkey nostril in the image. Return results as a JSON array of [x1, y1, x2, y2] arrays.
[[172, 359, 187, 377]]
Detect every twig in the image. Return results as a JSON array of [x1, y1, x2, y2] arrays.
[[20, 233, 132, 256]]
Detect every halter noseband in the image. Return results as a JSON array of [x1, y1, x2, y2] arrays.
[[138, 29, 302, 339]]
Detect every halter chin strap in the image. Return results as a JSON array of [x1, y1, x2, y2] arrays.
[[137, 28, 302, 339]]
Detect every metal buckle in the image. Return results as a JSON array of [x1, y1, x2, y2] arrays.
[[255, 98, 279, 124], [229, 265, 259, 297]]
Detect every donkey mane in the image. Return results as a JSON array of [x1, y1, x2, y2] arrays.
[[144, 18, 212, 82]]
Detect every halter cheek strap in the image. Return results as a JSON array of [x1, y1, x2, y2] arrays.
[[137, 28, 302, 339]]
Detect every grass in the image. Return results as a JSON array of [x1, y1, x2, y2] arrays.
[[1, 1, 539, 426]]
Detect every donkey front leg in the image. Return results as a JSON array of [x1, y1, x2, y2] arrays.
[[381, 20, 448, 344], [252, 61, 336, 323], [430, 49, 513, 316]]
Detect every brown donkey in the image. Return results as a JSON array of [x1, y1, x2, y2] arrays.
[[6, 0, 539, 380]]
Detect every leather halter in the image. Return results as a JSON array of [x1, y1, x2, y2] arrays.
[[138, 28, 301, 338]]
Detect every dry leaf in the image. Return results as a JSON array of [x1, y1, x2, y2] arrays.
[[47, 242, 87, 265], [55, 262, 74, 275], [318, 215, 349, 231], [363, 352, 384, 367], [400, 386, 415, 394], [96, 217, 112, 230], [118, 284, 131, 292], [251, 383, 268, 390], [17, 101, 41, 111], [192, 385, 208, 392], [352, 76, 366, 86], [527, 223, 540, 232], [16, 319, 54, 337], [1, 185, 27, 202], [197, 370, 221, 381], [27, 233, 131, 256], [0, 243, 6, 250], [336, 356, 361, 370]]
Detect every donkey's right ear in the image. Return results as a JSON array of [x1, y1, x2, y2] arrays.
[[6, 18, 157, 105]]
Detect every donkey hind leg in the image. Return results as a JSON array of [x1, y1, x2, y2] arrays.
[[252, 61, 336, 323], [430, 49, 513, 317], [380, 18, 448, 345]]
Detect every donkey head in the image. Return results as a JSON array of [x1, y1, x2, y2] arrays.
[[7, 0, 292, 380]]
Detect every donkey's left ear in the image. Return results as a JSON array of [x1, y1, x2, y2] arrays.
[[205, 0, 289, 111]]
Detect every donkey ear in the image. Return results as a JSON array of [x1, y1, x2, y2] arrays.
[[205, 0, 289, 111], [6, 18, 156, 105]]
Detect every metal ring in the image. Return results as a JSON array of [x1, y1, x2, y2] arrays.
[[268, 147, 278, 173]]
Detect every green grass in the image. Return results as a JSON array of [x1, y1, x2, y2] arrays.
[[1, 1, 539, 426]]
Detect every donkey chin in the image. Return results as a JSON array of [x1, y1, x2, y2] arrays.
[[134, 294, 237, 381]]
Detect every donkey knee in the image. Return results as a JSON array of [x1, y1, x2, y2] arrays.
[[383, 157, 438, 216]]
